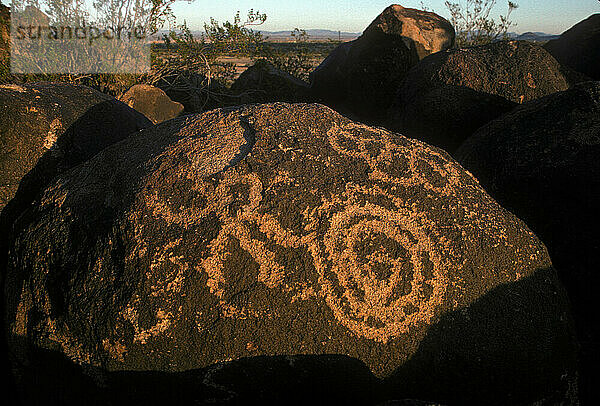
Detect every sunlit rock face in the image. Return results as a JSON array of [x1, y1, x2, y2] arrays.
[[310, 5, 455, 122], [119, 84, 184, 124], [5, 103, 576, 404]]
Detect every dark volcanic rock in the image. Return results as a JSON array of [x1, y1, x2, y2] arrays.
[[120, 84, 184, 124], [388, 85, 517, 153], [388, 40, 582, 153], [456, 81, 600, 404], [231, 59, 310, 104], [311, 5, 454, 121], [544, 14, 600, 80], [0, 81, 150, 406], [5, 103, 576, 405], [309, 40, 354, 103], [0, 82, 151, 215], [155, 71, 229, 113]]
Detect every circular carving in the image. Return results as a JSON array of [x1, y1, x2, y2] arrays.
[[310, 197, 449, 343]]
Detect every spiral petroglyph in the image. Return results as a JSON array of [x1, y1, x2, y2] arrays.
[[186, 119, 459, 342], [304, 184, 450, 343], [116, 108, 513, 347]]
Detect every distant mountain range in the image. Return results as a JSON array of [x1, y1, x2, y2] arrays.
[[258, 29, 361, 40], [152, 29, 559, 43], [507, 32, 561, 42]]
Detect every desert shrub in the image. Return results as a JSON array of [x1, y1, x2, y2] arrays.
[[1, 4, 10, 84], [152, 10, 267, 87], [421, 0, 519, 47], [143, 9, 268, 110], [445, 0, 519, 46], [266, 28, 314, 82]]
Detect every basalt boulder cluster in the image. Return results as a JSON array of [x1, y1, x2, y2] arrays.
[[310, 5, 456, 122], [386, 40, 585, 153], [456, 81, 600, 404], [1, 3, 599, 406]]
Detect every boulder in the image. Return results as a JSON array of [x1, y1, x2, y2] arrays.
[[388, 40, 584, 153], [231, 59, 310, 104], [309, 40, 354, 103], [363, 4, 455, 59], [456, 81, 600, 405], [5, 103, 576, 405], [310, 5, 454, 121], [0, 82, 151, 216], [155, 71, 229, 113], [544, 14, 600, 80], [0, 81, 150, 406], [388, 85, 517, 154], [119, 84, 184, 124]]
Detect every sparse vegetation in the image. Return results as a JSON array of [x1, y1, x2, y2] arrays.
[[266, 28, 314, 81], [444, 0, 519, 47], [421, 0, 519, 47], [1, 1, 332, 101]]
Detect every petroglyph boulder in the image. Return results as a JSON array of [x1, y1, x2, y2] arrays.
[[5, 103, 576, 404], [388, 41, 582, 153], [119, 84, 184, 124], [456, 81, 600, 404], [311, 5, 454, 121]]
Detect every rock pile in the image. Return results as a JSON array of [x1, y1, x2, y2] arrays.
[[310, 5, 455, 122], [388, 40, 584, 153], [456, 81, 600, 404]]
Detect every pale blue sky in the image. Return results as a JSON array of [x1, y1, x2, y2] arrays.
[[171, 0, 600, 34]]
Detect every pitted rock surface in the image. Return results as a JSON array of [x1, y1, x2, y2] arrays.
[[388, 40, 582, 152], [5, 103, 575, 403]]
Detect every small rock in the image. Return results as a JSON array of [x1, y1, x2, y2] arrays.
[[120, 84, 184, 124]]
